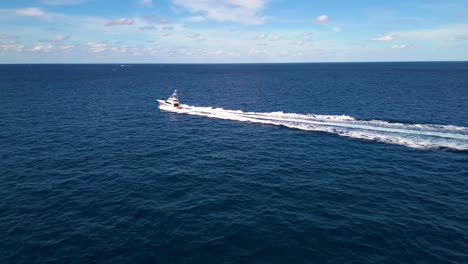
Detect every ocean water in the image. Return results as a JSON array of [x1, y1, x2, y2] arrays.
[[1, 63, 468, 263]]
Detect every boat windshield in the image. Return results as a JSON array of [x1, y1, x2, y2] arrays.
[[168, 90, 179, 101]]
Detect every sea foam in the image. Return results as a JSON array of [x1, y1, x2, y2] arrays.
[[159, 104, 468, 150]]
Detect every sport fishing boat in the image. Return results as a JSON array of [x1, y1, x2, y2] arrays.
[[157, 90, 182, 109]]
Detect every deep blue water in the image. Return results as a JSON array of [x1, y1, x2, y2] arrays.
[[1, 63, 468, 263]]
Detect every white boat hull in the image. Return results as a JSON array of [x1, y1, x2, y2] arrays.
[[157, 99, 182, 109], [158, 90, 182, 109]]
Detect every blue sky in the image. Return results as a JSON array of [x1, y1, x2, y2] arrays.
[[1, 0, 468, 63]]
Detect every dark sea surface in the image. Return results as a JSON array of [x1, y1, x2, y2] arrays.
[[1, 63, 468, 263]]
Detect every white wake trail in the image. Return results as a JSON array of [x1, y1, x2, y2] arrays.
[[159, 104, 468, 151]]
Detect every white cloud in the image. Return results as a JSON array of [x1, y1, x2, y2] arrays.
[[188, 33, 205, 41], [33, 43, 74, 53], [110, 45, 129, 53], [139, 26, 157, 30], [57, 45, 74, 51], [332, 26, 341, 32], [141, 13, 167, 23], [0, 42, 25, 52], [226, 51, 241, 57], [172, 0, 267, 25], [393, 24, 468, 41], [270, 34, 281, 41], [315, 14, 328, 23], [32, 43, 54, 52], [256, 33, 268, 39], [248, 49, 267, 55], [290, 40, 305, 46], [0, 34, 19, 40], [185, 16, 206, 22], [139, 0, 152, 7], [391, 44, 408, 49], [16, 7, 45, 17], [46, 34, 69, 42], [255, 33, 281, 41], [205, 49, 225, 55], [87, 42, 107, 52], [106, 18, 135, 26], [371, 34, 394, 41], [138, 22, 184, 31]]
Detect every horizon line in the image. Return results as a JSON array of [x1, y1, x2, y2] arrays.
[[1, 60, 468, 65]]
